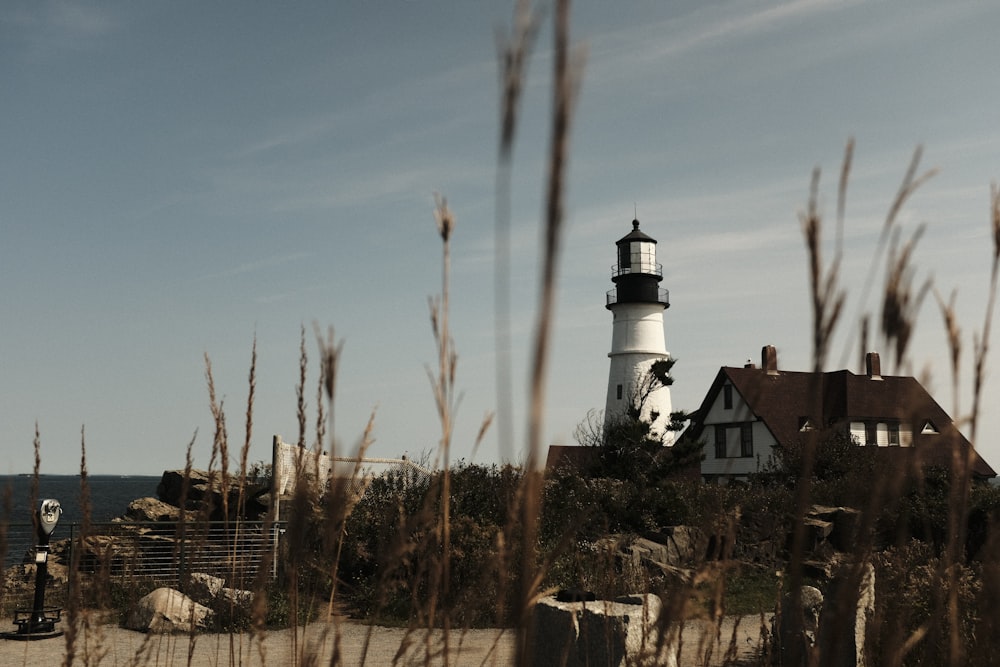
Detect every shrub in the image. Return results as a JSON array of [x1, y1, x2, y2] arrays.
[[336, 463, 523, 626], [871, 541, 982, 666]]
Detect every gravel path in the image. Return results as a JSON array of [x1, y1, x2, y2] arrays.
[[0, 613, 768, 666]]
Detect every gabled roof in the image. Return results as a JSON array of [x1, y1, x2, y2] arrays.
[[689, 355, 996, 479]]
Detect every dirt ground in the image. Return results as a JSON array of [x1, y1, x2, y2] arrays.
[[0, 614, 768, 666]]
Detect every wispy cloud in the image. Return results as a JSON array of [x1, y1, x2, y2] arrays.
[[197, 251, 312, 282], [232, 113, 348, 160], [5, 1, 118, 59], [644, 0, 852, 61]]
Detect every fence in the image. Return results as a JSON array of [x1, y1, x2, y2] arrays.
[[3, 520, 282, 603], [271, 434, 431, 522]]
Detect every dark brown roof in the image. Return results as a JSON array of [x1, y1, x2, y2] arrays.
[[544, 445, 599, 472], [690, 365, 996, 479]]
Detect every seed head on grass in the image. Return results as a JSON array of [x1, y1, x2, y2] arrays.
[[881, 224, 931, 370]]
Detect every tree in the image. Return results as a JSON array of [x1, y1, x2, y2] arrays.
[[575, 358, 701, 482]]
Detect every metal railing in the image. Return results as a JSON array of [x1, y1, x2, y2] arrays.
[[3, 520, 282, 592], [606, 287, 670, 307], [611, 261, 662, 278]]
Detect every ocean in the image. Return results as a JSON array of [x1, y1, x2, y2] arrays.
[[0, 474, 162, 526], [1, 474, 162, 567]]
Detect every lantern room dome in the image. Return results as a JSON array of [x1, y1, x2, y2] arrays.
[[616, 218, 656, 245]]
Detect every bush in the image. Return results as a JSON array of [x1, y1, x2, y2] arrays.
[[871, 541, 982, 666], [336, 463, 523, 627]]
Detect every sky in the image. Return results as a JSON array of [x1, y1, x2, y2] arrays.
[[2, 1, 1000, 476]]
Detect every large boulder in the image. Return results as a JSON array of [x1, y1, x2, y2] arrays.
[[125, 588, 212, 633], [532, 593, 676, 667]]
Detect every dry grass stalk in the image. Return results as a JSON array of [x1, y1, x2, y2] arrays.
[[517, 0, 586, 663], [0, 483, 10, 613], [297, 326, 309, 449], [494, 0, 539, 466], [427, 193, 456, 663], [880, 224, 931, 369]]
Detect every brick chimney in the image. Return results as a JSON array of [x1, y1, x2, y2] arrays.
[[866, 351, 882, 380], [762, 345, 778, 375]]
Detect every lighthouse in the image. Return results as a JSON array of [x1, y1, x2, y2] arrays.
[[604, 218, 673, 442]]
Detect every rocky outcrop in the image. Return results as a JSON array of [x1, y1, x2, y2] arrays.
[[156, 469, 269, 521], [125, 588, 213, 633], [124, 497, 180, 523], [532, 593, 676, 667]]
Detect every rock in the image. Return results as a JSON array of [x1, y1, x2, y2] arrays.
[[829, 508, 862, 553], [156, 470, 268, 520], [804, 517, 834, 542], [125, 497, 180, 522], [775, 585, 823, 665], [806, 505, 862, 553], [186, 572, 253, 610], [662, 525, 707, 565], [556, 589, 596, 602], [817, 561, 875, 667], [187, 573, 226, 602], [625, 526, 708, 576], [630, 537, 671, 567], [125, 588, 213, 633], [531, 593, 676, 667], [75, 534, 139, 575], [157, 469, 219, 510], [218, 586, 254, 607]]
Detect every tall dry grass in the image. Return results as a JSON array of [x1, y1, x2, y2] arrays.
[[3, 1, 1000, 666]]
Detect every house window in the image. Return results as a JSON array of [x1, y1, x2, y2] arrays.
[[740, 423, 754, 457], [888, 422, 900, 446], [865, 422, 877, 445], [714, 426, 726, 459], [723, 385, 733, 409], [616, 384, 623, 400], [850, 422, 866, 444]]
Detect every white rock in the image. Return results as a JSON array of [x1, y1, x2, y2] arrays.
[[125, 587, 213, 633]]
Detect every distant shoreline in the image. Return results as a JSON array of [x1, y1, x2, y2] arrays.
[[5, 473, 164, 478]]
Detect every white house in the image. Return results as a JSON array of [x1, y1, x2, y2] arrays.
[[687, 345, 996, 483]]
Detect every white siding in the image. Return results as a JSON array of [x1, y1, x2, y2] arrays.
[[700, 384, 775, 479], [703, 383, 755, 423], [605, 302, 671, 439]]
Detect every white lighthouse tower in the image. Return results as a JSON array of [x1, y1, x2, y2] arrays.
[[604, 218, 673, 441]]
